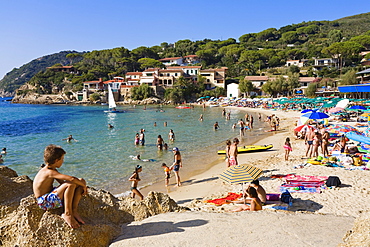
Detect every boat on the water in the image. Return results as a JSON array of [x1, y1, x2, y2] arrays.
[[217, 144, 273, 155], [104, 85, 124, 113], [175, 106, 191, 109]]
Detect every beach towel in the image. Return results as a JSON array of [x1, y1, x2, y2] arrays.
[[279, 185, 321, 193], [205, 192, 242, 206]]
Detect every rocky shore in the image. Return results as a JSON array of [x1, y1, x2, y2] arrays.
[[0, 166, 186, 247]]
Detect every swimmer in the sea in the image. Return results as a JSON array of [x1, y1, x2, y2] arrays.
[[62, 135, 78, 143]]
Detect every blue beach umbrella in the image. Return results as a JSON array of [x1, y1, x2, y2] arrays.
[[346, 132, 370, 145], [302, 111, 329, 120], [301, 109, 316, 113], [349, 105, 366, 110]]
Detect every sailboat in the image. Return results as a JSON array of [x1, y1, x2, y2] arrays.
[[104, 85, 123, 113]]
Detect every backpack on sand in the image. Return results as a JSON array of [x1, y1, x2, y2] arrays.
[[280, 190, 293, 204], [326, 176, 341, 187]]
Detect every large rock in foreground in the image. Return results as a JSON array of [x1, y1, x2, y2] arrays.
[[0, 166, 185, 247], [340, 210, 370, 247]]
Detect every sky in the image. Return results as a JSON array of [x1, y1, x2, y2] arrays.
[[0, 0, 368, 79]]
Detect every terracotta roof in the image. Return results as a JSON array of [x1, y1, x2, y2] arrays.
[[159, 57, 182, 61], [244, 76, 269, 81], [47, 65, 74, 69], [143, 68, 160, 72], [126, 72, 142, 75], [159, 69, 183, 72], [298, 77, 316, 82], [184, 55, 198, 58], [168, 66, 202, 69]]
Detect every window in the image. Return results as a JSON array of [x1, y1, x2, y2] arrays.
[[175, 73, 177, 76]]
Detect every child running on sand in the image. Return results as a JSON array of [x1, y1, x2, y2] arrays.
[[33, 144, 87, 229], [129, 165, 144, 200], [283, 137, 293, 161]]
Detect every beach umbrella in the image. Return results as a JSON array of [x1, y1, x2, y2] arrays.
[[326, 124, 363, 136], [294, 124, 314, 132], [219, 165, 263, 202], [349, 105, 366, 110], [301, 109, 316, 113], [336, 99, 350, 109], [345, 132, 370, 145], [328, 107, 344, 113], [302, 111, 329, 120]]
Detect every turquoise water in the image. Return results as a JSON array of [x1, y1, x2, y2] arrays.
[[0, 102, 270, 195]]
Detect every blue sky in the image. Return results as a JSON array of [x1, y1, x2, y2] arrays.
[[0, 0, 368, 79]]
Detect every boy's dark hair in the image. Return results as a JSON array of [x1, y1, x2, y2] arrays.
[[233, 138, 239, 143], [251, 179, 260, 186], [161, 163, 167, 167], [44, 144, 66, 165]]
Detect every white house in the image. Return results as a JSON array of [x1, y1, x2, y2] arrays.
[[227, 83, 239, 98]]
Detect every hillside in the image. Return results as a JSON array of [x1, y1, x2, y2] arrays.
[[0, 51, 83, 93], [1, 12, 369, 95]]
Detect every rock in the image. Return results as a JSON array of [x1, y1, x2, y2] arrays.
[[340, 211, 370, 247], [0, 167, 186, 247]]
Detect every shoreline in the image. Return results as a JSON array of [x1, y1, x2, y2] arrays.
[[139, 107, 273, 198], [164, 106, 297, 204]]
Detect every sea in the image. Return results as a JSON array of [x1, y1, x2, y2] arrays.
[[0, 100, 271, 196]]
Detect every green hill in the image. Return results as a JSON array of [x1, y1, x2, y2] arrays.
[[0, 51, 83, 93]]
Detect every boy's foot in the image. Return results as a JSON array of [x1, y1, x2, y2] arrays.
[[73, 212, 85, 224], [62, 213, 80, 228]]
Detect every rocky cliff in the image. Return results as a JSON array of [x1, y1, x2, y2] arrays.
[[0, 166, 185, 247]]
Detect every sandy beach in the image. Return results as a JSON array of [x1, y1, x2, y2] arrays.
[[111, 106, 369, 246]]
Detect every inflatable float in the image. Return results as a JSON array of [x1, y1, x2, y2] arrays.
[[217, 144, 273, 155]]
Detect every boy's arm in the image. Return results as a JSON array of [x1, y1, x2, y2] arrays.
[[51, 171, 87, 189]]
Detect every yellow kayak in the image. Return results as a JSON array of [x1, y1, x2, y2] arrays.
[[217, 144, 273, 155]]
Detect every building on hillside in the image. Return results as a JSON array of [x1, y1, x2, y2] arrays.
[[159, 57, 183, 66], [226, 83, 239, 98], [83, 78, 104, 92], [200, 67, 228, 90], [47, 65, 77, 74], [244, 76, 270, 96], [159, 55, 201, 66], [360, 51, 370, 66], [139, 68, 160, 86], [312, 58, 339, 70], [158, 69, 184, 86], [125, 72, 142, 86], [293, 77, 316, 96], [183, 55, 201, 65], [285, 59, 308, 68]]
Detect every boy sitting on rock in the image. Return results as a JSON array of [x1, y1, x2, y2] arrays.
[[33, 144, 87, 228]]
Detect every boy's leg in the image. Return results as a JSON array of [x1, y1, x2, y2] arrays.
[[72, 186, 85, 224], [56, 182, 80, 228]]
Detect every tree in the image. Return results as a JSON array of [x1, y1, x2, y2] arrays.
[[350, 35, 370, 50], [339, 69, 358, 85], [306, 82, 317, 97], [281, 31, 299, 43], [322, 41, 364, 68], [327, 30, 343, 44], [89, 93, 100, 101], [238, 79, 254, 97], [131, 84, 153, 100], [138, 58, 165, 70]]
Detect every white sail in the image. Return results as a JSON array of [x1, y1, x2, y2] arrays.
[[108, 85, 117, 109]]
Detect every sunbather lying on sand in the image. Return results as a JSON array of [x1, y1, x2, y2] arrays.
[[231, 187, 262, 212]]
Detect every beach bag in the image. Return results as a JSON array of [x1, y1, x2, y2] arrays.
[[325, 176, 341, 187], [280, 190, 293, 204], [266, 193, 280, 201]]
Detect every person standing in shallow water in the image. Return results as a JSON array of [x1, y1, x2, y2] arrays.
[[170, 147, 182, 187]]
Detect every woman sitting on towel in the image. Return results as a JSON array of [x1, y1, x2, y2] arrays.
[[231, 187, 262, 212]]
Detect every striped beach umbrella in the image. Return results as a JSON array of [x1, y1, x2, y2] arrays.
[[219, 165, 263, 184]]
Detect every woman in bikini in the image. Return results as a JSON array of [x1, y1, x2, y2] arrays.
[[312, 132, 322, 158], [170, 147, 182, 187], [129, 165, 143, 200], [232, 187, 263, 212]]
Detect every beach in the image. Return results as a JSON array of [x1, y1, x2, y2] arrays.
[[111, 106, 370, 246]]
